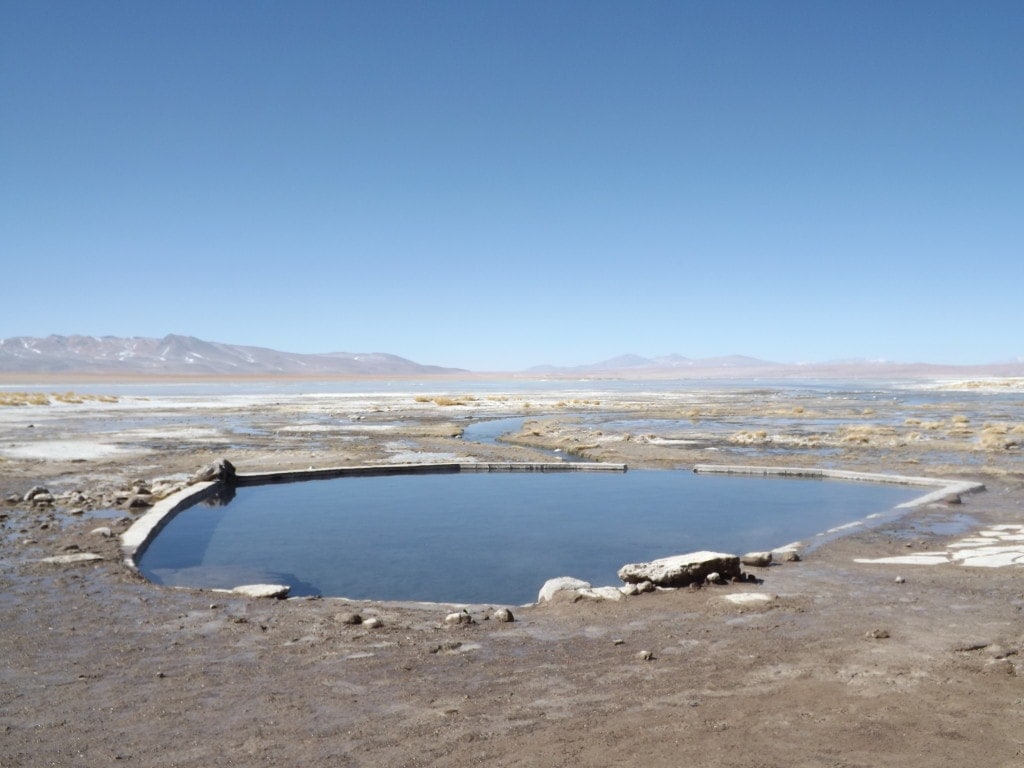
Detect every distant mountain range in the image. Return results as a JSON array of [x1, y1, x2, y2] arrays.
[[0, 335, 466, 377], [528, 353, 780, 373], [527, 353, 1024, 379], [1, 335, 1021, 379]]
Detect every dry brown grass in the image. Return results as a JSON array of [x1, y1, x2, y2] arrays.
[[837, 424, 900, 445], [1, 391, 119, 409], [0, 392, 50, 406], [0, 391, 121, 407], [413, 395, 477, 407], [979, 423, 1024, 450], [729, 429, 770, 445]]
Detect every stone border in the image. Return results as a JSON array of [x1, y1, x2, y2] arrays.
[[691, 464, 985, 507], [236, 461, 627, 487], [692, 464, 985, 554], [121, 480, 221, 568]]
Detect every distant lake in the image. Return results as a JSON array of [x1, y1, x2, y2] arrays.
[[138, 470, 919, 605]]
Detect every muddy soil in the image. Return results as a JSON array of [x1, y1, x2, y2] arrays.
[[2, 383, 1023, 767]]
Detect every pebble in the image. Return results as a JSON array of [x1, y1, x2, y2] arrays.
[[636, 650, 655, 661], [492, 608, 514, 623], [894, 576, 906, 584], [430, 641, 463, 654], [363, 616, 383, 629], [336, 612, 363, 625]]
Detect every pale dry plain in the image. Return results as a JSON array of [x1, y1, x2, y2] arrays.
[[2, 378, 1023, 767]]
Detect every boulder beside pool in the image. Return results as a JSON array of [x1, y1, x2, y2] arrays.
[[618, 551, 742, 587], [232, 583, 291, 599]]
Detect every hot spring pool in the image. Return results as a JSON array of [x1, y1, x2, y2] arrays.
[[136, 470, 921, 605]]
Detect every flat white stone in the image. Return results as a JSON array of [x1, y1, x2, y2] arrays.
[[578, 586, 626, 602], [856, 524, 1024, 569], [39, 552, 104, 565], [955, 550, 1024, 568], [618, 551, 740, 587], [855, 555, 950, 565], [721, 593, 775, 605], [232, 583, 290, 599]]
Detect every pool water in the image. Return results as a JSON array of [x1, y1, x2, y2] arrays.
[[138, 471, 919, 605]]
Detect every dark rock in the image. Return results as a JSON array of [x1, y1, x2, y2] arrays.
[[189, 459, 237, 485]]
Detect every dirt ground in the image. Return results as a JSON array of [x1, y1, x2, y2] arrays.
[[2, 382, 1023, 767]]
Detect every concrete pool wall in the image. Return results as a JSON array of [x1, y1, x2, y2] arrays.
[[120, 461, 984, 583]]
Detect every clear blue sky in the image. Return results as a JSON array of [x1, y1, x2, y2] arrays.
[[2, 2, 1021, 370]]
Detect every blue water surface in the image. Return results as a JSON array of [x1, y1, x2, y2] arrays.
[[138, 471, 919, 605]]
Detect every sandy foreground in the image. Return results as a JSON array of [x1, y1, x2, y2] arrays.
[[2, 380, 1023, 767]]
